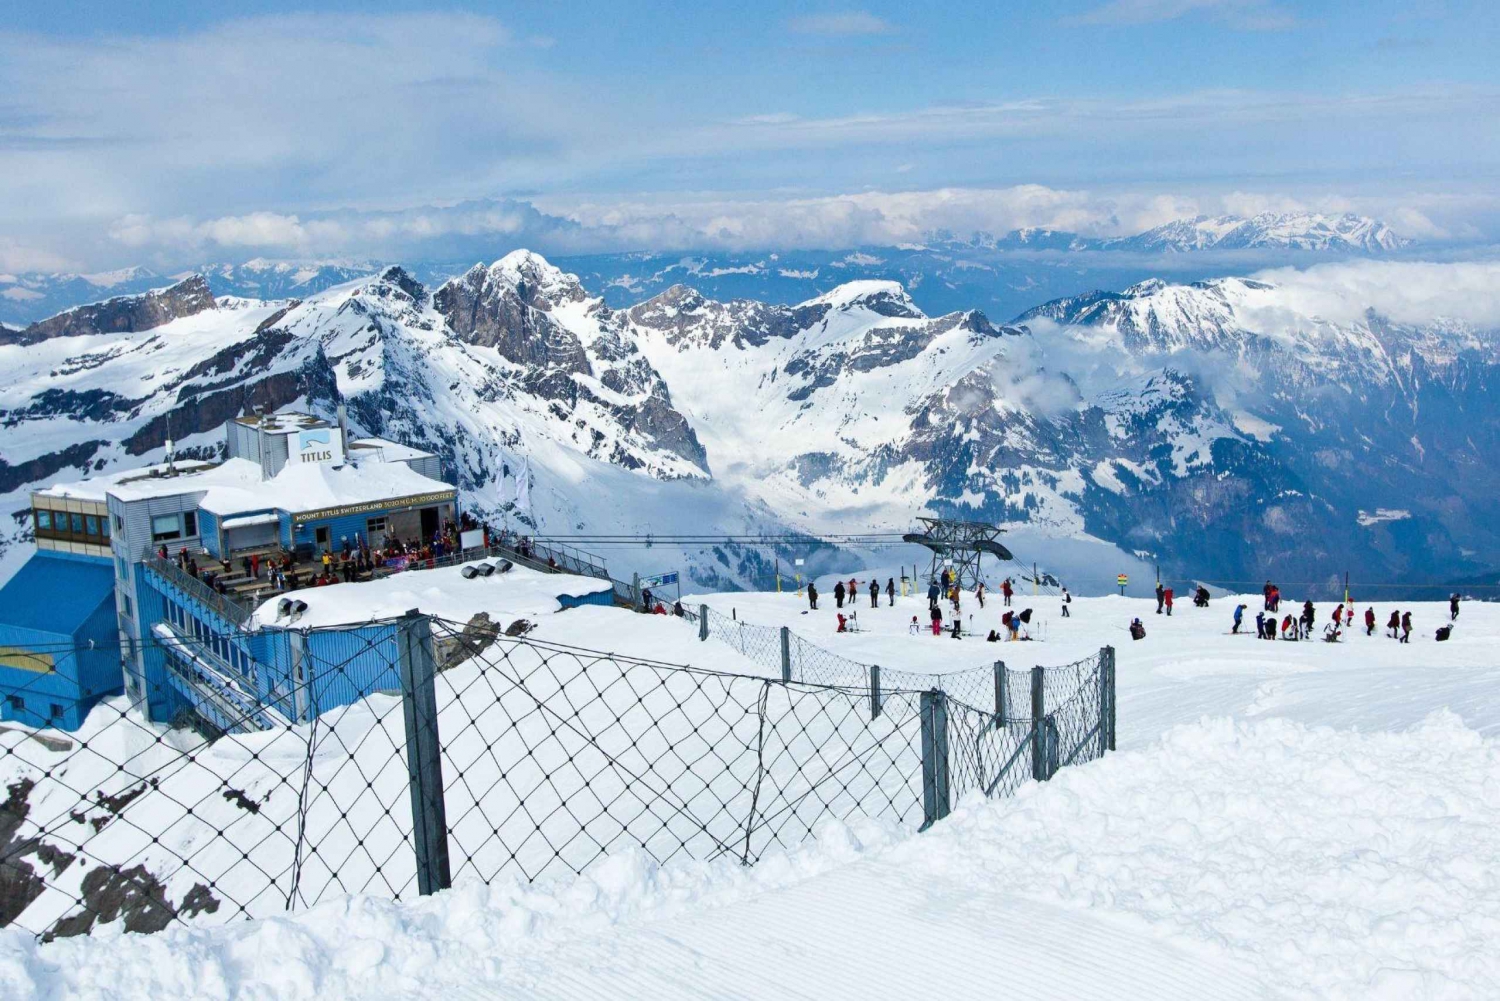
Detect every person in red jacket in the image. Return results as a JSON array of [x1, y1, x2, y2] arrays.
[[1364, 607, 1376, 636], [1001, 578, 1013, 607], [1163, 587, 1174, 616]]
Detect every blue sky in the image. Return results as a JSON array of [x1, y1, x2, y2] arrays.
[[1, 1, 1497, 270]]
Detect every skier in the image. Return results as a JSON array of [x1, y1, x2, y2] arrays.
[[1155, 581, 1165, 614], [1232, 603, 1246, 634], [1061, 586, 1072, 617], [1400, 611, 1413, 644], [1163, 586, 1174, 617], [1002, 578, 1013, 607], [1386, 610, 1401, 639], [834, 580, 846, 609], [1364, 607, 1376, 636], [976, 582, 986, 608], [808, 582, 819, 610], [1450, 593, 1461, 621], [869, 579, 879, 608], [1255, 610, 1266, 639], [950, 618, 963, 640], [886, 577, 896, 606], [930, 604, 943, 636]]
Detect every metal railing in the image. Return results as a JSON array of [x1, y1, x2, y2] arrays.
[[145, 556, 255, 627]]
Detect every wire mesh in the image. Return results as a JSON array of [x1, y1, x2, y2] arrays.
[[2, 606, 1112, 942]]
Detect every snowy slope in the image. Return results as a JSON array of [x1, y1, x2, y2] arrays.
[[5, 593, 1500, 998]]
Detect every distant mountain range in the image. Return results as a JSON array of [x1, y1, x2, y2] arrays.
[[0, 212, 1412, 326], [2, 239, 1497, 594]]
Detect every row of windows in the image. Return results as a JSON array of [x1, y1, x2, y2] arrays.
[[162, 594, 254, 679], [34, 508, 112, 542]]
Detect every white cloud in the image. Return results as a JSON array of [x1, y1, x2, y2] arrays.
[[0, 238, 71, 273], [1249, 260, 1500, 329], [786, 12, 897, 35]]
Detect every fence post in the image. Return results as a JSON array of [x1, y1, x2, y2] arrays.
[[919, 688, 950, 830], [699, 604, 709, 641], [993, 660, 1007, 728], [1104, 645, 1116, 752], [632, 572, 641, 611], [1097, 646, 1110, 758], [289, 628, 309, 723], [869, 664, 882, 720], [396, 610, 451, 896], [1030, 666, 1046, 782], [779, 626, 792, 682]]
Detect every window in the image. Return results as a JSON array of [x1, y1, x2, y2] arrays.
[[151, 513, 182, 541], [84, 515, 99, 536], [70, 513, 84, 533], [116, 557, 128, 581], [6, 695, 22, 711], [114, 513, 123, 532], [35, 509, 52, 531], [121, 594, 133, 617], [101, 517, 111, 539], [49, 704, 63, 721], [183, 511, 198, 537]]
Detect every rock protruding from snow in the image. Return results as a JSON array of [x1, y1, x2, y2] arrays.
[[2, 275, 217, 346]]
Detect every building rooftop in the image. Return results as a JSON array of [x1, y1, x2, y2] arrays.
[[230, 411, 331, 433], [0, 553, 115, 636], [37, 453, 453, 516], [251, 560, 611, 630], [35, 460, 218, 503], [345, 436, 436, 464]]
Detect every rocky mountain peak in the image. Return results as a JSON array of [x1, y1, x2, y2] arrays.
[[806, 280, 924, 319], [1, 274, 217, 346]]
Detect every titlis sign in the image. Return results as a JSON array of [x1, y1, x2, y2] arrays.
[[291, 428, 343, 466]]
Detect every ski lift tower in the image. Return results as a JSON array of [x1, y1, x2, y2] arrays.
[[903, 517, 1012, 590]]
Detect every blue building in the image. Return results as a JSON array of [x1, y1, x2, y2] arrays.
[[7, 410, 459, 732], [0, 551, 121, 730]]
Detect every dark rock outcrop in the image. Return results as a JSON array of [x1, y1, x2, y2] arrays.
[[3, 275, 217, 346]]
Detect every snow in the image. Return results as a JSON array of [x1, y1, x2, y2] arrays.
[[1358, 508, 1412, 527], [250, 560, 610, 629], [5, 592, 1500, 997]]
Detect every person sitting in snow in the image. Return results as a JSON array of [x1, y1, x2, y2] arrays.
[[1128, 618, 1146, 641], [987, 629, 1001, 642], [837, 613, 848, 633]]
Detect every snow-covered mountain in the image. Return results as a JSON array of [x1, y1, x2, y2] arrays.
[[1, 251, 1495, 589], [1099, 212, 1410, 254]]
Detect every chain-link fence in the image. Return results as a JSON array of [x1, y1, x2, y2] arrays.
[[1, 612, 1113, 941]]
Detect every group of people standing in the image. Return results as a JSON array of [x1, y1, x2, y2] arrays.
[[1228, 591, 1461, 644]]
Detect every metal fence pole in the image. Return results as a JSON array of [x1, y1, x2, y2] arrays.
[[869, 664, 882, 720], [1097, 646, 1109, 758], [1104, 645, 1117, 751], [396, 610, 451, 896], [779, 626, 792, 682], [919, 688, 950, 830], [993, 660, 1007, 728], [699, 604, 709, 641], [632, 572, 641, 611], [1030, 666, 1046, 782]]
